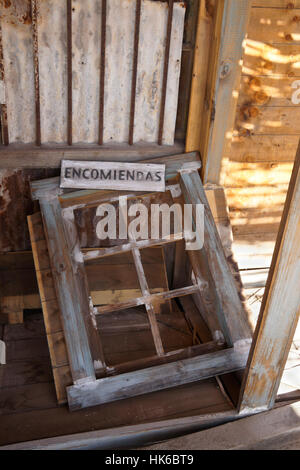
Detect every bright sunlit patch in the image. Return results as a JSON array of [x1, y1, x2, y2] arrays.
[[260, 18, 271, 25], [264, 121, 282, 128]]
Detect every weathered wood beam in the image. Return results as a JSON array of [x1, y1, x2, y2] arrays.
[[96, 284, 200, 314], [239, 145, 300, 413], [0, 142, 186, 169], [106, 341, 225, 377], [37, 197, 96, 383], [186, 0, 251, 184], [83, 233, 184, 262], [67, 342, 250, 411]]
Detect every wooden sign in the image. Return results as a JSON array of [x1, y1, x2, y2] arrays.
[[60, 160, 166, 192]]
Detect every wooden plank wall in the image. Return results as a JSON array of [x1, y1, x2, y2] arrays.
[[0, 0, 185, 146], [222, 0, 299, 291]]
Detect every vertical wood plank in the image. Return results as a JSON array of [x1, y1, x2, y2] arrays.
[[134, 0, 185, 145], [37, 0, 68, 143], [103, 0, 135, 144], [72, 0, 102, 144], [161, 1, 185, 145], [239, 146, 300, 412], [131, 245, 165, 356], [1, 2, 35, 143], [158, 0, 174, 145], [185, 0, 213, 153], [187, 0, 251, 184], [129, 0, 141, 145]]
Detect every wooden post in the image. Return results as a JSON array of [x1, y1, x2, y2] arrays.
[[186, 0, 251, 185], [239, 146, 300, 413]]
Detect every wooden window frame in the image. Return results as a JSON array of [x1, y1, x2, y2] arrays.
[[30, 152, 251, 411]]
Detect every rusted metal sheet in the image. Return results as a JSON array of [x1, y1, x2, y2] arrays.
[[0, 0, 35, 143], [37, 0, 68, 143], [0, 168, 59, 252]]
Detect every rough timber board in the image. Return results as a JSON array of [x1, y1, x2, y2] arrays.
[[239, 147, 300, 412], [67, 345, 250, 411], [71, 0, 102, 144], [27, 212, 72, 404]]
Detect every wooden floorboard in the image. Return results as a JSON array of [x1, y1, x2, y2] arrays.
[[0, 302, 234, 446]]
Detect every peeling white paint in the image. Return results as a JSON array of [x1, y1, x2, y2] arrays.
[[0, 80, 6, 104], [166, 183, 182, 198], [0, 340, 6, 365], [73, 375, 95, 386], [213, 330, 225, 345]]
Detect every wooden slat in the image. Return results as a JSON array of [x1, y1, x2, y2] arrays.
[[71, 0, 102, 143], [133, 1, 185, 145], [130, 243, 164, 357], [83, 233, 184, 262], [96, 284, 200, 314], [107, 341, 225, 377], [67, 344, 250, 410], [187, 248, 232, 346], [180, 170, 252, 343], [37, 199, 95, 383], [37, 0, 68, 143], [158, 0, 174, 145], [239, 143, 300, 412]]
